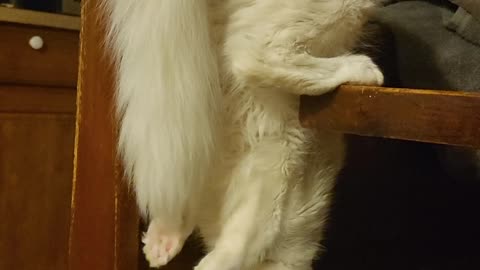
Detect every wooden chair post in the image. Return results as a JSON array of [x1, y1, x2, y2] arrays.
[[68, 2, 139, 270]]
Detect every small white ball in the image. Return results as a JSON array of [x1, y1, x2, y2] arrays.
[[29, 36, 44, 50]]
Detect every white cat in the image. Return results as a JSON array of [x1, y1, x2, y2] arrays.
[[103, 0, 384, 269]]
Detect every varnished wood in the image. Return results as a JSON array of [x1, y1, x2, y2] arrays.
[[0, 6, 80, 30], [0, 10, 79, 270], [0, 23, 79, 88], [0, 113, 75, 270], [68, 1, 139, 270], [0, 85, 76, 114], [300, 85, 480, 148]]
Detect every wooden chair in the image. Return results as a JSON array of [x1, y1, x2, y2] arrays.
[[68, 2, 480, 269]]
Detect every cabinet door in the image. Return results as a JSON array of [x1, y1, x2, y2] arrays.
[[0, 86, 75, 270]]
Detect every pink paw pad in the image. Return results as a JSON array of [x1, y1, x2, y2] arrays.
[[142, 221, 185, 268]]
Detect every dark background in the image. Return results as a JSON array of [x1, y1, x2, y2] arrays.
[[314, 135, 480, 270]]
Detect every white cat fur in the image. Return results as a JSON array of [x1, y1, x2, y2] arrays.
[[103, 0, 384, 269]]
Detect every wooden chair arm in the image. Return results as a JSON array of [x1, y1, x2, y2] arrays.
[[300, 85, 480, 148]]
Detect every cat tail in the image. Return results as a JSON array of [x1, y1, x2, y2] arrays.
[[103, 0, 221, 228]]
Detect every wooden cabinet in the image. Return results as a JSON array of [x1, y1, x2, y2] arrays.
[[0, 112, 75, 270], [0, 8, 79, 270]]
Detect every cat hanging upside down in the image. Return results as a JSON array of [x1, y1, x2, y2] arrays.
[[102, 0, 384, 269]]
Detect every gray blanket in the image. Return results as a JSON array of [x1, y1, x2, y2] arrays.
[[374, 1, 480, 91], [446, 0, 480, 46]]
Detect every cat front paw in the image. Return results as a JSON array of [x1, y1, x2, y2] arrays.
[[142, 219, 187, 268], [343, 55, 384, 86]]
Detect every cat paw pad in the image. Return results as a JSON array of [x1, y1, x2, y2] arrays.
[[142, 221, 185, 268]]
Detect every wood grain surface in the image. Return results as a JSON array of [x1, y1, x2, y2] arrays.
[[0, 85, 76, 114], [0, 113, 75, 270], [0, 23, 79, 88], [300, 85, 480, 148], [67, 1, 139, 270], [0, 6, 80, 30]]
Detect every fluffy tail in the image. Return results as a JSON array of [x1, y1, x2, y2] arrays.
[[103, 0, 221, 228]]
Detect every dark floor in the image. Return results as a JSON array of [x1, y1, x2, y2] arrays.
[[314, 136, 480, 270]]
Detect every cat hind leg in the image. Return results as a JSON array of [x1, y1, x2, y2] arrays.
[[195, 142, 297, 270]]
